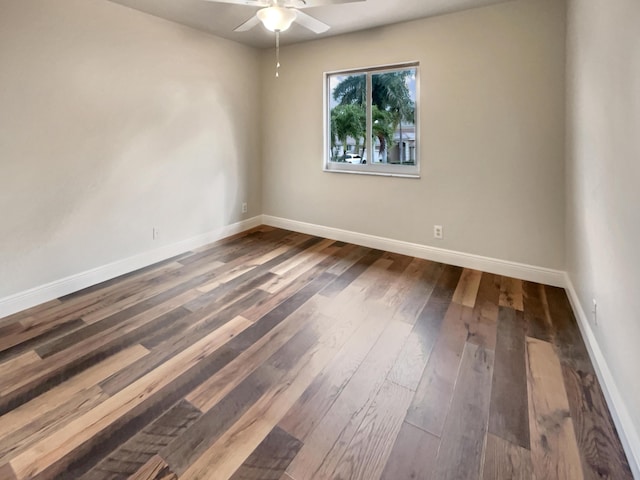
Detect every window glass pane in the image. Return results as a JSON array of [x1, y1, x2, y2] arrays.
[[328, 73, 366, 164], [371, 68, 417, 165]]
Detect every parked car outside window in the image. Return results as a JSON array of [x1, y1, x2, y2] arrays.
[[343, 153, 365, 164]]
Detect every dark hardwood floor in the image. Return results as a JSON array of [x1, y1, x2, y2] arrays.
[[0, 226, 632, 479]]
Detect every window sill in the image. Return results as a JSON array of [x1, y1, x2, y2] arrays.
[[323, 167, 420, 179]]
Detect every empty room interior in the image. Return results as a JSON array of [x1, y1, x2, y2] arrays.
[[0, 0, 638, 478]]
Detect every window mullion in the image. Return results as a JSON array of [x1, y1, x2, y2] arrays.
[[366, 73, 372, 166]]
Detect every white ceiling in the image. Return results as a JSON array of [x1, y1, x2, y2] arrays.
[[107, 0, 513, 49]]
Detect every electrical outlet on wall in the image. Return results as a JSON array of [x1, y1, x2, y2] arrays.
[[152, 227, 159, 240], [242, 202, 248, 214], [434, 225, 443, 239], [592, 298, 598, 325]]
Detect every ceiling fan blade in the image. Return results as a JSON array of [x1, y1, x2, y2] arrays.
[[203, 0, 269, 6], [234, 14, 262, 31], [293, 9, 330, 33], [295, 0, 364, 8]]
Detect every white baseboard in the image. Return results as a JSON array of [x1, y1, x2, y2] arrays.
[[0, 216, 262, 320], [564, 274, 640, 479], [261, 215, 565, 287]]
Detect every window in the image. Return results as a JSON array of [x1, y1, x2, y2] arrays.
[[324, 63, 419, 177]]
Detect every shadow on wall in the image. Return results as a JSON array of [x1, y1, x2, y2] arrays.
[[0, 56, 242, 298]]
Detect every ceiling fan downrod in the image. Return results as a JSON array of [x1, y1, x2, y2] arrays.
[[275, 30, 280, 78]]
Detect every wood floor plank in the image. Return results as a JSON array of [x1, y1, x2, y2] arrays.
[[0, 386, 108, 463], [329, 379, 414, 480], [380, 422, 439, 480], [306, 255, 396, 322], [178, 305, 360, 480], [165, 272, 380, 473], [0, 305, 194, 415], [228, 426, 303, 480], [386, 327, 432, 392], [0, 318, 86, 363], [81, 399, 201, 479], [544, 285, 593, 373], [179, 227, 291, 267], [228, 271, 338, 353], [526, 336, 584, 480], [520, 281, 544, 316], [380, 258, 429, 307], [262, 244, 342, 295], [385, 263, 461, 393], [241, 255, 339, 323], [1, 261, 183, 334], [107, 271, 330, 410], [269, 238, 336, 277], [35, 293, 196, 358], [183, 270, 276, 314], [499, 276, 524, 311], [452, 268, 483, 308], [78, 269, 220, 326], [195, 263, 259, 293], [172, 239, 237, 266], [186, 296, 329, 412], [386, 260, 445, 325], [163, 310, 342, 475], [59, 261, 189, 325], [466, 272, 500, 350], [348, 257, 394, 296], [196, 243, 296, 293], [431, 342, 494, 480], [164, 361, 283, 475], [7, 317, 252, 479], [488, 307, 530, 449], [99, 290, 267, 395], [324, 244, 369, 277], [214, 229, 298, 265], [278, 299, 393, 441], [128, 455, 177, 480], [319, 249, 384, 298], [0, 345, 149, 443], [179, 236, 328, 316], [387, 263, 461, 393], [366, 253, 413, 301], [482, 433, 533, 480], [0, 351, 41, 380], [0, 316, 85, 356], [522, 281, 553, 342], [0, 463, 17, 480], [562, 364, 633, 479], [405, 303, 471, 436], [0, 298, 62, 327], [285, 319, 412, 480]]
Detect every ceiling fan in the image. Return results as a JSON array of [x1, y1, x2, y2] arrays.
[[204, 0, 363, 76], [203, 0, 362, 35]]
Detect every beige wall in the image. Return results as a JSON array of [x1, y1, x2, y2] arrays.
[[566, 0, 640, 467], [0, 0, 261, 299], [260, 0, 566, 269]]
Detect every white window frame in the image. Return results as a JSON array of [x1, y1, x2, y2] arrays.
[[323, 62, 420, 178]]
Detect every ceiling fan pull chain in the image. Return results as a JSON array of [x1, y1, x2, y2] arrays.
[[275, 30, 280, 78]]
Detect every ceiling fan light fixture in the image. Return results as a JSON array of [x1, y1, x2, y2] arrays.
[[256, 6, 297, 32]]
